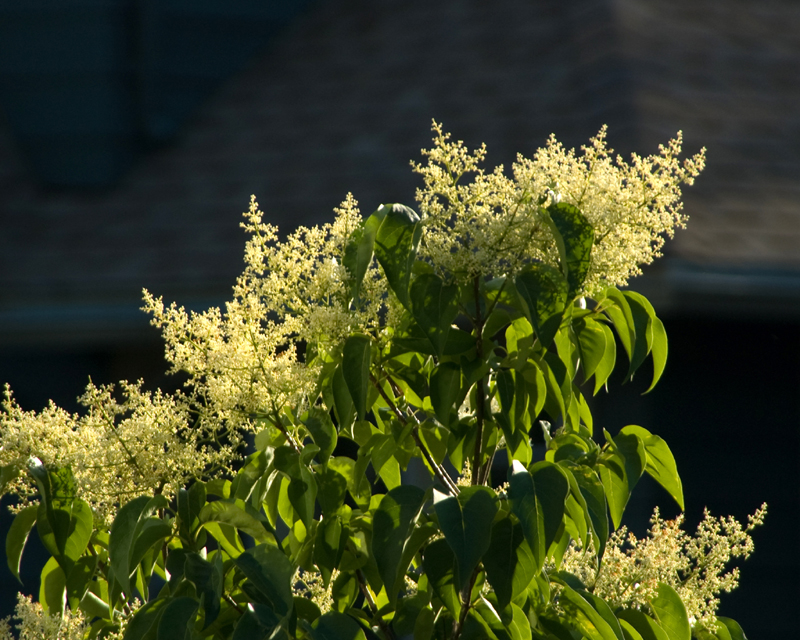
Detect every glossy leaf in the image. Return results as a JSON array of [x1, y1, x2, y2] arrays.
[[184, 552, 223, 628], [123, 598, 170, 640], [373, 203, 422, 309], [304, 408, 338, 465], [410, 273, 460, 356], [616, 610, 670, 640], [567, 464, 608, 557], [422, 538, 461, 617], [650, 583, 690, 640], [645, 317, 668, 393], [310, 611, 368, 640], [39, 556, 66, 615], [593, 322, 617, 395], [372, 485, 427, 602], [6, 504, 37, 582], [332, 364, 356, 430], [483, 515, 537, 609], [157, 597, 199, 640], [433, 486, 498, 590], [507, 460, 545, 572], [232, 602, 285, 640], [343, 213, 382, 304], [198, 501, 275, 547], [606, 430, 646, 493], [620, 425, 684, 510], [234, 544, 295, 617], [602, 289, 635, 365], [530, 461, 570, 551], [314, 515, 345, 586], [575, 317, 607, 382], [557, 583, 619, 640], [109, 495, 167, 595], [430, 361, 463, 425], [515, 265, 568, 347], [578, 589, 625, 640], [715, 617, 748, 640], [598, 454, 629, 530], [619, 620, 645, 640], [342, 334, 372, 421], [546, 202, 594, 298]]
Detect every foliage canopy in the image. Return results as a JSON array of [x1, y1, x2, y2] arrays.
[[0, 124, 763, 640]]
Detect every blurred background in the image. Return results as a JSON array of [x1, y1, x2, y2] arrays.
[[0, 0, 798, 634]]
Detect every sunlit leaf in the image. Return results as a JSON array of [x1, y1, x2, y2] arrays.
[[546, 202, 594, 299]]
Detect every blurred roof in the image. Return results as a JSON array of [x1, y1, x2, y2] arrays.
[[1, 0, 799, 345]]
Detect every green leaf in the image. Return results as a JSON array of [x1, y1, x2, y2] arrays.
[[414, 606, 436, 640], [616, 610, 670, 640], [123, 598, 170, 640], [430, 361, 463, 425], [157, 597, 199, 640], [333, 364, 356, 430], [39, 556, 66, 615], [645, 317, 668, 393], [232, 602, 285, 640], [373, 203, 422, 309], [619, 620, 645, 640], [507, 460, 545, 573], [557, 583, 619, 640], [342, 334, 372, 421], [109, 495, 163, 595], [433, 486, 498, 591], [393, 594, 430, 638], [185, 552, 223, 628], [619, 425, 683, 510], [566, 464, 608, 558], [234, 544, 295, 617], [575, 317, 607, 382], [515, 265, 568, 347], [199, 501, 275, 547], [6, 504, 38, 582], [598, 454, 629, 530], [129, 518, 172, 576], [505, 317, 535, 371], [313, 515, 345, 587], [310, 611, 368, 640], [530, 461, 570, 551], [372, 485, 427, 603], [65, 554, 97, 610], [304, 408, 338, 465], [343, 214, 382, 304], [36, 497, 93, 574], [715, 617, 748, 640], [546, 202, 594, 298], [621, 292, 654, 380], [410, 273, 460, 356], [578, 589, 625, 640], [606, 430, 646, 493], [422, 538, 460, 617], [650, 583, 690, 640], [601, 289, 635, 369], [331, 571, 359, 613], [482, 515, 537, 609], [593, 322, 617, 394]]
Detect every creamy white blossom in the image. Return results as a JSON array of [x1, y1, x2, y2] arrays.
[[413, 121, 705, 295]]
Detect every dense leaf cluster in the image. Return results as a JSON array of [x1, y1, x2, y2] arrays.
[[2, 142, 751, 640]]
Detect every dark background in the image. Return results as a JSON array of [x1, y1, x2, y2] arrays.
[[1, 0, 799, 636]]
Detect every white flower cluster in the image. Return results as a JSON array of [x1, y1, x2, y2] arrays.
[[1, 382, 216, 524], [0, 595, 87, 640], [413, 122, 705, 295], [558, 504, 767, 631]]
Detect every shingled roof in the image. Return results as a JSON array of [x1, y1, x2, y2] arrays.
[[1, 0, 799, 345]]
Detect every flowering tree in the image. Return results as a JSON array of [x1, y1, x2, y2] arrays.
[[0, 124, 764, 640]]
